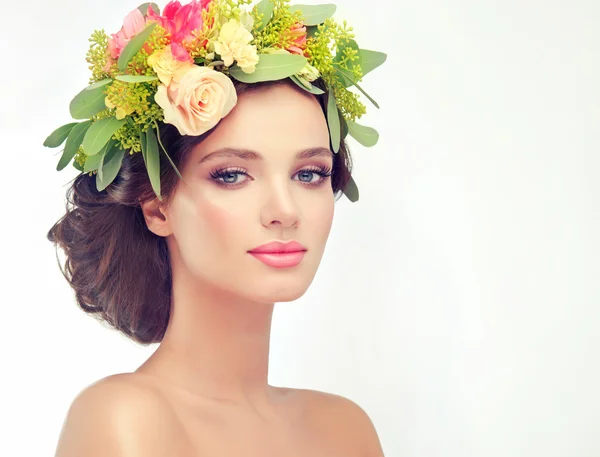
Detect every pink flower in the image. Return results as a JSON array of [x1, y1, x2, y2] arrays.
[[147, 0, 212, 62], [107, 9, 148, 60], [285, 22, 308, 56]]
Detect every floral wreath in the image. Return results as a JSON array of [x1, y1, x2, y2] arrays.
[[43, 0, 387, 202]]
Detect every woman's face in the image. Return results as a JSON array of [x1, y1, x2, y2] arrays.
[[163, 82, 335, 303]]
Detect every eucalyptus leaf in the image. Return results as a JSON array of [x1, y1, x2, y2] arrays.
[[290, 4, 336, 26], [85, 78, 113, 90], [84, 151, 102, 172], [326, 87, 341, 154], [145, 127, 162, 201], [44, 122, 78, 148], [97, 141, 126, 192], [358, 49, 387, 78], [57, 121, 93, 171], [115, 74, 159, 83], [96, 140, 110, 182], [340, 115, 348, 140], [289, 74, 325, 94], [229, 53, 307, 83], [335, 67, 380, 109], [96, 138, 117, 181], [306, 25, 319, 39], [254, 0, 274, 32], [334, 39, 361, 80], [342, 174, 359, 202], [73, 161, 84, 172], [137, 2, 160, 16], [140, 131, 148, 166], [118, 22, 157, 72], [346, 120, 379, 147], [69, 85, 109, 120], [154, 120, 185, 183], [82, 117, 127, 156]]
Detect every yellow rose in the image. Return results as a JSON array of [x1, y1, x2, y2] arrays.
[[154, 64, 238, 136], [147, 46, 185, 86], [213, 18, 258, 73]]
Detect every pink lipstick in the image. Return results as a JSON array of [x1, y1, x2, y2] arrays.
[[248, 241, 307, 268]]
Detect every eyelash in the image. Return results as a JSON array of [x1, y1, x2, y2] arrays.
[[209, 165, 333, 189]]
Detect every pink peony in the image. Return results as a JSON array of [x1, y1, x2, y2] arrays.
[[285, 21, 308, 56], [107, 9, 148, 60], [147, 0, 213, 62]]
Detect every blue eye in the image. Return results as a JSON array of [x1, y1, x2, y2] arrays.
[[209, 166, 333, 188]]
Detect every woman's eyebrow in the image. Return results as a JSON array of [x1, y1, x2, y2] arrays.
[[199, 147, 333, 164]]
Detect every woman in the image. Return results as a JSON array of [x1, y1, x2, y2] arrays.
[[45, 1, 386, 455]]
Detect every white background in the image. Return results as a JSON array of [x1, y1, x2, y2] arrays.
[[1, 0, 599, 456]]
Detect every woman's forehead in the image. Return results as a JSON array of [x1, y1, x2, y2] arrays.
[[195, 84, 331, 157]]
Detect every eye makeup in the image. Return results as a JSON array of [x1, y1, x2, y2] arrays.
[[209, 165, 333, 189]]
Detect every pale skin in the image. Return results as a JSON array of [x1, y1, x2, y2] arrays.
[[54, 82, 384, 457]]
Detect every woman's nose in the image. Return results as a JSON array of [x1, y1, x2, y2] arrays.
[[260, 181, 300, 228]]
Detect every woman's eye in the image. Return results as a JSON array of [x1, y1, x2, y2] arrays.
[[209, 168, 250, 186], [295, 171, 321, 183], [209, 166, 332, 188]]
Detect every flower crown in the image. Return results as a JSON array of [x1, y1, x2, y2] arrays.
[[43, 0, 386, 202]]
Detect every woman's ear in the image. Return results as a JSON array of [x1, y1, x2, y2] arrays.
[[140, 197, 172, 237]]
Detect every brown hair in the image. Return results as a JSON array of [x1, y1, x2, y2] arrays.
[[47, 77, 354, 345]]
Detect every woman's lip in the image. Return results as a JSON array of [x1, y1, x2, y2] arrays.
[[249, 251, 306, 268]]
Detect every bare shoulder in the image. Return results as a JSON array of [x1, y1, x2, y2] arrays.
[[298, 388, 385, 457], [54, 373, 182, 457]]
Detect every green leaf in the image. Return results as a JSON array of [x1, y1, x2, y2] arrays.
[[290, 4, 337, 26], [340, 115, 348, 140], [140, 131, 148, 166], [254, 0, 274, 32], [335, 67, 380, 109], [137, 2, 160, 16], [69, 85, 109, 120], [229, 53, 307, 83], [154, 119, 184, 182], [346, 120, 379, 147], [57, 121, 93, 171], [96, 140, 126, 192], [306, 25, 319, 39], [343, 174, 359, 202], [334, 39, 361, 79], [44, 122, 78, 148], [289, 74, 325, 94], [95, 139, 111, 182], [115, 74, 159, 83], [118, 22, 157, 72], [145, 127, 162, 201], [84, 150, 103, 172], [326, 87, 341, 154], [82, 117, 127, 156], [86, 78, 113, 90], [73, 160, 84, 172], [359, 49, 387, 78]]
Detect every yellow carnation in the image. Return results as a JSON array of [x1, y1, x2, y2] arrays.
[[147, 46, 185, 86], [213, 19, 259, 73], [296, 63, 320, 88]]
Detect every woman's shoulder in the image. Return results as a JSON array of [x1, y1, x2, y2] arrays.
[[294, 388, 384, 457], [54, 373, 182, 457]]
